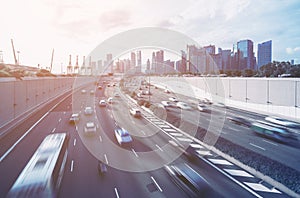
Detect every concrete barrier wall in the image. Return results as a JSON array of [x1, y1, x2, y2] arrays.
[[0, 77, 95, 128], [152, 76, 300, 119]]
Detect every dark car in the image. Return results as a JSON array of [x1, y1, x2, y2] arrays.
[[227, 116, 251, 127], [165, 163, 210, 197]]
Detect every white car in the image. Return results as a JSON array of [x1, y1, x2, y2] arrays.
[[169, 97, 178, 102], [84, 107, 93, 115], [107, 97, 113, 104], [99, 100, 106, 107], [114, 128, 133, 146], [90, 90, 95, 95], [81, 89, 86, 94], [176, 102, 192, 110], [130, 108, 142, 117], [84, 122, 97, 135], [69, 113, 80, 123], [114, 93, 120, 98], [161, 101, 173, 107], [197, 104, 209, 112]]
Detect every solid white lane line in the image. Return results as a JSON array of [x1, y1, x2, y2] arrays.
[[132, 148, 139, 157], [141, 130, 146, 135], [250, 143, 266, 151], [104, 154, 109, 164], [155, 144, 163, 152], [262, 139, 278, 146], [75, 126, 78, 131], [151, 176, 163, 192], [73, 139, 76, 146], [51, 128, 56, 133], [70, 160, 74, 172], [0, 112, 49, 162], [114, 188, 120, 198], [59, 118, 62, 122], [99, 135, 102, 142]]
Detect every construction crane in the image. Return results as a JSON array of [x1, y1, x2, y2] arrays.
[[49, 49, 54, 72], [11, 39, 18, 65]]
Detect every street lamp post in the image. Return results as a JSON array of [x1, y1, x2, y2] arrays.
[[17, 51, 20, 65]]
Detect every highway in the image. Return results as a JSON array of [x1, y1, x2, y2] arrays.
[[131, 78, 300, 172], [0, 77, 292, 197]]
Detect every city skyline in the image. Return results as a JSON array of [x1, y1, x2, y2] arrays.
[[0, 0, 299, 74]]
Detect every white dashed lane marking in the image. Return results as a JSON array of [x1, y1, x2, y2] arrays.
[[169, 132, 183, 137], [250, 143, 266, 151], [155, 144, 163, 152], [196, 150, 213, 156], [164, 128, 177, 132], [190, 143, 203, 149], [208, 158, 234, 166], [244, 182, 281, 193], [224, 169, 254, 178], [176, 137, 193, 142]]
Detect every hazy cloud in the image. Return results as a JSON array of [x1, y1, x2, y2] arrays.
[[99, 10, 131, 31]]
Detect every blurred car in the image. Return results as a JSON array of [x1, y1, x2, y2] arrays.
[[81, 89, 86, 94], [164, 89, 171, 93], [130, 108, 142, 118], [199, 98, 212, 105], [161, 101, 172, 107], [251, 121, 296, 142], [214, 102, 226, 108], [107, 97, 113, 104], [165, 163, 210, 197], [99, 99, 106, 107], [137, 93, 142, 98], [97, 85, 102, 90], [84, 107, 93, 115], [197, 104, 209, 112], [114, 128, 133, 146], [69, 113, 80, 124], [176, 102, 192, 110], [169, 97, 178, 102], [227, 116, 251, 127], [114, 93, 120, 98], [265, 116, 300, 130], [90, 90, 95, 95], [84, 122, 97, 135]]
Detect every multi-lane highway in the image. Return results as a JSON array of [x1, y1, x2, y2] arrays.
[[0, 76, 294, 197]]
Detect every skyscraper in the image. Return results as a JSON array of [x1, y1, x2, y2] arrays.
[[130, 52, 136, 70], [257, 40, 272, 69], [136, 50, 142, 73], [237, 39, 255, 70]]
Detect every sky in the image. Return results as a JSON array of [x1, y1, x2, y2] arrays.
[[0, 0, 300, 73]]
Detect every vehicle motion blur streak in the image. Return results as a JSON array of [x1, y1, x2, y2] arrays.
[[7, 133, 69, 198]]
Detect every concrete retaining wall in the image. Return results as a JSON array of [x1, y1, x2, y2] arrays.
[[0, 77, 95, 128]]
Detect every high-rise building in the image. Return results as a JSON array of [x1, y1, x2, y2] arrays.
[[237, 39, 255, 70], [151, 52, 156, 73], [106, 53, 113, 73], [257, 40, 272, 69], [155, 50, 164, 74], [136, 50, 142, 73], [187, 45, 208, 73], [130, 52, 136, 69], [204, 45, 215, 55], [219, 49, 231, 71]]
